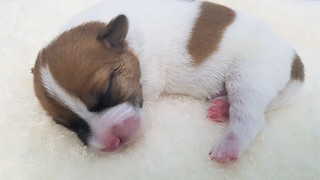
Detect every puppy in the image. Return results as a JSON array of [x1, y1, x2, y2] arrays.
[[33, 0, 304, 163]]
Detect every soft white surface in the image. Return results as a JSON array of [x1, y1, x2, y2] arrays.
[[0, 0, 319, 179]]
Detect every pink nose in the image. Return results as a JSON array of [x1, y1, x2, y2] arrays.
[[102, 137, 121, 151]]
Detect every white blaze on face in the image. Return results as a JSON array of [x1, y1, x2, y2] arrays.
[[40, 65, 143, 151]]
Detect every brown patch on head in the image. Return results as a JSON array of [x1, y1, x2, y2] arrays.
[[291, 54, 305, 82], [188, 2, 235, 65], [33, 15, 142, 142], [33, 54, 91, 143], [33, 53, 78, 125]]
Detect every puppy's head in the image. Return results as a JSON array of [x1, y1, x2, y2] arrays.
[[33, 15, 143, 152]]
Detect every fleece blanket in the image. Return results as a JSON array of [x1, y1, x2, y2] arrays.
[[0, 0, 319, 179]]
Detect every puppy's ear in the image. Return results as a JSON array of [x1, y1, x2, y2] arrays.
[[97, 15, 129, 50]]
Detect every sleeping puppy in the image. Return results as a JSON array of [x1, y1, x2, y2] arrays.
[[32, 0, 304, 163]]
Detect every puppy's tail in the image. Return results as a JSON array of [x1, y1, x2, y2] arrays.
[[266, 55, 305, 112], [266, 80, 304, 112]]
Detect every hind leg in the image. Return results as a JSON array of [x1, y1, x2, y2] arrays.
[[209, 66, 280, 163]]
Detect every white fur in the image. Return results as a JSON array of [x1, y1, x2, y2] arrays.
[[267, 80, 304, 111], [61, 0, 302, 161]]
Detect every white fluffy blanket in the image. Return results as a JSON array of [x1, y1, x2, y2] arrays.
[[1, 0, 319, 179]]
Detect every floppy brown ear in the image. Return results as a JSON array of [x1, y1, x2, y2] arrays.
[[97, 15, 129, 50]]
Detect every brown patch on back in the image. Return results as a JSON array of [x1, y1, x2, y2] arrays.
[[188, 2, 235, 65], [33, 20, 142, 126], [291, 54, 305, 82]]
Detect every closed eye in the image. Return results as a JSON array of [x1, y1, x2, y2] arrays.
[[89, 70, 117, 112]]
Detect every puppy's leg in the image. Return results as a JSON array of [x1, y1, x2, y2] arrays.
[[208, 95, 230, 122], [209, 64, 279, 163]]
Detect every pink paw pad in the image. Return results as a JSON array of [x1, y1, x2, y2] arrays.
[[208, 96, 230, 122]]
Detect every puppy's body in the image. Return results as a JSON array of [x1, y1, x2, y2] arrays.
[[64, 0, 298, 101], [33, 0, 304, 163]]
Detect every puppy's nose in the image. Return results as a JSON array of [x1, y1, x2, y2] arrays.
[[109, 137, 121, 149], [103, 137, 121, 151]]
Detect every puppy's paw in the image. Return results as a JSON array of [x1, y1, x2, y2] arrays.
[[209, 133, 240, 163], [208, 96, 229, 122]]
